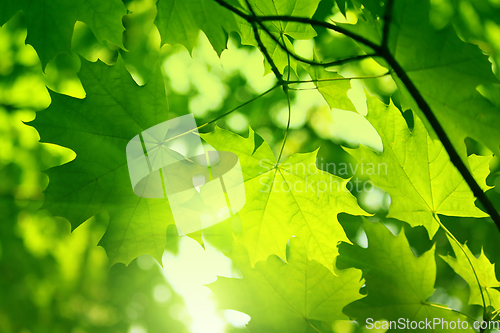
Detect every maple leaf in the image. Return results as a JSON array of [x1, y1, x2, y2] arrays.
[[441, 236, 500, 310], [340, 219, 475, 332], [389, 0, 500, 158], [1, 0, 126, 68], [29, 57, 172, 265], [155, 0, 239, 55], [345, 94, 491, 237], [201, 126, 368, 271]]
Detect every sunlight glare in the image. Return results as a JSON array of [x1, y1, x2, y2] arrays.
[[161, 237, 237, 333]]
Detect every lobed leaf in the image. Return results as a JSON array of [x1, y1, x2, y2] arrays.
[[30, 57, 172, 265], [441, 236, 500, 310], [345, 94, 491, 237], [201, 126, 368, 271], [340, 219, 474, 332]]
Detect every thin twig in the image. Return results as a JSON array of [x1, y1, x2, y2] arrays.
[[276, 36, 292, 165], [163, 85, 279, 144], [254, 16, 377, 68], [213, 0, 380, 51], [287, 73, 390, 84], [245, 0, 284, 85], [213, 0, 500, 231]]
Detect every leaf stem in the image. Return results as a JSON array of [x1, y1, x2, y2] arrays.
[[305, 318, 323, 333], [201, 84, 279, 128], [287, 73, 390, 84], [275, 45, 292, 165], [423, 302, 478, 323], [162, 84, 279, 144], [275, 88, 291, 165], [433, 213, 488, 320]]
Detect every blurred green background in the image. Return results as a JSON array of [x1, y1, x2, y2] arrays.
[[1, 0, 500, 332]]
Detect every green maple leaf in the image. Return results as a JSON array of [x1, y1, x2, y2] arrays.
[[201, 126, 368, 271], [441, 236, 500, 310], [29, 57, 172, 265], [340, 219, 474, 332], [208, 238, 364, 333], [155, 0, 240, 55], [389, 0, 500, 158], [1, 0, 126, 68], [345, 94, 491, 237]]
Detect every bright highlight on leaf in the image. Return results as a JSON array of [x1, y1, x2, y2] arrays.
[[202, 126, 369, 271], [209, 238, 364, 333]]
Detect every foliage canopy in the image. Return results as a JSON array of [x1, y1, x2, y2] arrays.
[[1, 0, 500, 332]]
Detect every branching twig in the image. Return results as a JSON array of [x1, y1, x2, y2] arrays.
[[287, 73, 390, 84], [213, 0, 500, 232], [214, 0, 380, 50], [253, 16, 378, 68], [245, 0, 284, 85]]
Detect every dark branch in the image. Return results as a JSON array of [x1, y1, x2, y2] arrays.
[[382, 0, 395, 48], [214, 0, 500, 231], [244, 0, 284, 85], [254, 17, 378, 68], [213, 0, 381, 51], [383, 51, 500, 232], [379, 0, 500, 231], [253, 15, 381, 51]]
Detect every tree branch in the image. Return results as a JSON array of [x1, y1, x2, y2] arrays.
[[253, 17, 378, 68], [244, 0, 284, 85], [383, 51, 500, 231], [254, 15, 381, 51], [381, 0, 395, 49], [214, 0, 500, 231], [213, 0, 381, 52], [378, 0, 500, 231]]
